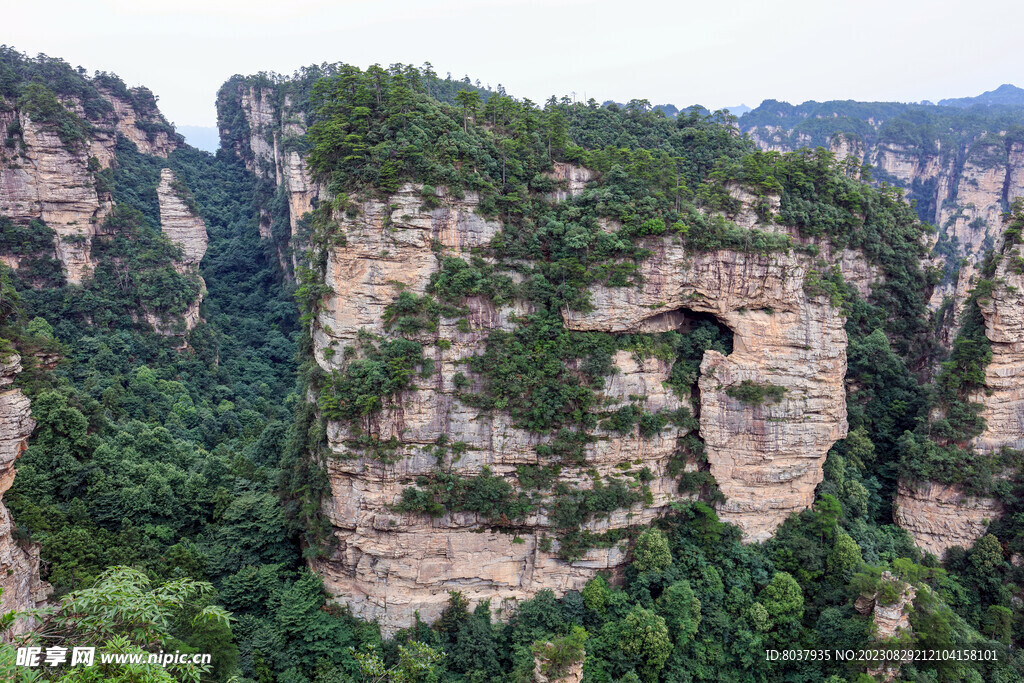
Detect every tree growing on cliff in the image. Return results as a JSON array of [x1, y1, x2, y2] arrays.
[[454, 89, 480, 133]]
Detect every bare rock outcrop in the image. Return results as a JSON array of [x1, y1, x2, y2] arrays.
[[855, 570, 916, 682], [228, 85, 321, 262], [311, 181, 693, 633], [306, 174, 865, 632], [895, 241, 1023, 556], [971, 250, 1024, 452], [745, 122, 1024, 341], [533, 645, 584, 683], [565, 240, 849, 542], [0, 352, 51, 629], [871, 573, 916, 641], [151, 168, 207, 335], [157, 168, 208, 268], [545, 162, 594, 202], [0, 79, 179, 283], [99, 89, 178, 158], [1, 112, 112, 283], [894, 481, 1002, 558]]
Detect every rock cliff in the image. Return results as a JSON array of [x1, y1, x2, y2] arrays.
[[742, 117, 1024, 335], [971, 248, 1024, 452], [893, 236, 1024, 557], [311, 183, 665, 632], [854, 570, 916, 682], [219, 81, 321, 270], [740, 107, 1024, 557], [1, 77, 180, 283], [565, 237, 849, 542], [1, 110, 112, 283], [0, 352, 50, 628], [893, 481, 1002, 558], [157, 168, 208, 268], [151, 168, 208, 334], [305, 175, 859, 632]]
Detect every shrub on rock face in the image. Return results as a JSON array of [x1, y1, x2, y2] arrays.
[[531, 624, 586, 680], [725, 379, 786, 405]]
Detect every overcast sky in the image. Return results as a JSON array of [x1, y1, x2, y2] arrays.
[[7, 0, 1024, 128]]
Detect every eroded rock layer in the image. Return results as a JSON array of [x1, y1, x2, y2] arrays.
[[149, 168, 208, 335], [221, 83, 321, 268], [312, 183, 693, 633], [743, 115, 1024, 557], [565, 239, 849, 541], [0, 81, 179, 283], [894, 481, 1002, 558], [895, 242, 1023, 556], [744, 122, 1024, 333], [0, 353, 50, 628], [857, 571, 917, 681], [157, 168, 208, 268], [1, 112, 111, 283], [305, 173, 857, 632], [972, 251, 1024, 452]]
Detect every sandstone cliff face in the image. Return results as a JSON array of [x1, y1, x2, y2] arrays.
[[565, 239, 849, 542], [744, 124, 1024, 335], [312, 183, 683, 632], [151, 168, 208, 335], [0, 353, 50, 629], [308, 176, 861, 631], [894, 240, 1024, 557], [0, 82, 179, 283], [228, 85, 321, 261], [157, 168, 208, 268], [546, 162, 594, 202], [533, 647, 584, 683], [855, 571, 916, 682], [894, 481, 1002, 558], [744, 118, 1024, 557], [1, 111, 111, 283], [98, 89, 178, 158], [970, 243, 1024, 453]]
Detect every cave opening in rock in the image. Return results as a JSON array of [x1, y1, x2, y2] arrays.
[[640, 308, 734, 502], [638, 308, 733, 392]]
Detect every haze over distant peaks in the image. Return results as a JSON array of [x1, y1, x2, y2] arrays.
[[938, 83, 1024, 108], [723, 103, 751, 116]]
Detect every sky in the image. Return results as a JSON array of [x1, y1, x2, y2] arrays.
[[7, 0, 1024, 130]]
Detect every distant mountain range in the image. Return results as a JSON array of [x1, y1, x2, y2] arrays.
[[938, 83, 1024, 108], [600, 101, 751, 118], [636, 85, 1024, 123]]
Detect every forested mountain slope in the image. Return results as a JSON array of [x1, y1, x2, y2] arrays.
[[215, 65, 1024, 680], [0, 49, 1021, 682], [738, 95, 1024, 345]]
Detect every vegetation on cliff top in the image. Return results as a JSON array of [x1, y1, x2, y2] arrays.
[[1, 46, 178, 147]]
